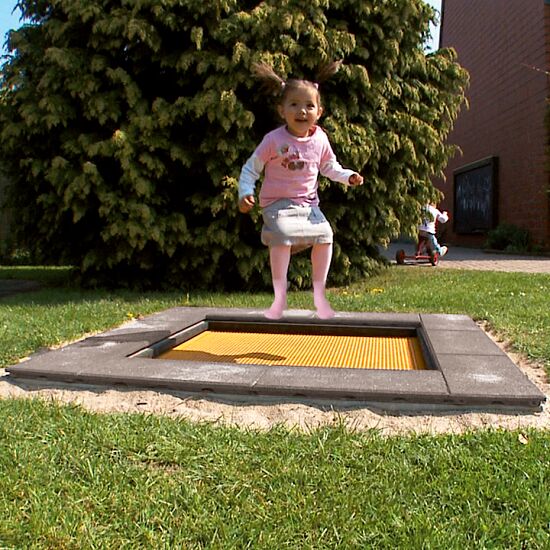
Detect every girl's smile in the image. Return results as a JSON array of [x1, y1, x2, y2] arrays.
[[277, 85, 323, 137]]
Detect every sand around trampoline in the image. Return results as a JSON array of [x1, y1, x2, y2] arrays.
[[0, 321, 548, 435]]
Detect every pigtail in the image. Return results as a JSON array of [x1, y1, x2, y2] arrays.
[[251, 62, 286, 96], [315, 60, 343, 84], [251, 60, 343, 102]]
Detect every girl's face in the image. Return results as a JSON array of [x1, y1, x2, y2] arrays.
[[277, 84, 323, 137]]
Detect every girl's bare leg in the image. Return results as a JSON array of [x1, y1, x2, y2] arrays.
[[311, 243, 335, 319], [265, 245, 291, 319]]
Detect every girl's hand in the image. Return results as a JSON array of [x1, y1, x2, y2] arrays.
[[348, 173, 363, 186], [239, 195, 255, 213]]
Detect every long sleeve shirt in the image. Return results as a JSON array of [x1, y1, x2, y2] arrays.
[[419, 204, 449, 234], [238, 125, 355, 208]]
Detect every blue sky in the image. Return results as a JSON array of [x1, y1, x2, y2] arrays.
[[0, 1, 21, 55], [0, 0, 442, 55], [425, 0, 442, 52]]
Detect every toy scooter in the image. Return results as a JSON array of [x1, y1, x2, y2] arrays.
[[395, 232, 441, 266]]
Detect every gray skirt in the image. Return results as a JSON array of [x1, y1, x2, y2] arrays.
[[261, 199, 333, 253]]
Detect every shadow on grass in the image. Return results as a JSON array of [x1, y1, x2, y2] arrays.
[[0, 266, 270, 309], [0, 265, 75, 285], [0, 287, 188, 308], [0, 265, 188, 307]]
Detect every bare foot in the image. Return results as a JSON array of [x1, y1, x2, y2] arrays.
[[314, 297, 335, 320], [264, 300, 286, 320]]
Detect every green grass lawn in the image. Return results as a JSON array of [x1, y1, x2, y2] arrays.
[[1, 399, 549, 549], [0, 265, 549, 548]]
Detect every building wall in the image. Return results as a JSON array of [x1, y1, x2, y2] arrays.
[[439, 0, 549, 248]]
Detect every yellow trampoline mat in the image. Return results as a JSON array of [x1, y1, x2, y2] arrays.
[[157, 330, 427, 370]]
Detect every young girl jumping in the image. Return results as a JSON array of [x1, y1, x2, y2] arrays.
[[238, 62, 363, 319]]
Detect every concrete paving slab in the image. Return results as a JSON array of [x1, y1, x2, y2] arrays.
[[6, 307, 546, 412], [254, 366, 448, 402], [419, 313, 480, 332], [437, 355, 544, 408], [427, 329, 506, 356]]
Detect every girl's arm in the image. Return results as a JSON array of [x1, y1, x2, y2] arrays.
[[320, 159, 363, 186], [319, 133, 362, 186], [238, 153, 265, 212], [436, 209, 449, 224]]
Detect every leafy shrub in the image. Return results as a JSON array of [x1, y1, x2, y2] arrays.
[[484, 223, 531, 253], [0, 246, 35, 266], [0, 0, 468, 289]]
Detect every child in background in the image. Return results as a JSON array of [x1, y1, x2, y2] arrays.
[[418, 202, 449, 256], [238, 61, 363, 319]]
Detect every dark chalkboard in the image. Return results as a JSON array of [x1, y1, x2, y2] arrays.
[[453, 157, 498, 234]]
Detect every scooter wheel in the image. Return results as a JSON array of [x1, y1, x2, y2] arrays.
[[396, 249, 406, 265], [430, 251, 440, 266]]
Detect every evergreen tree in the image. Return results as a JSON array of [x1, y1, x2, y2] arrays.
[[0, 0, 468, 289]]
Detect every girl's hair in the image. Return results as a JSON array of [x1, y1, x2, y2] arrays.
[[251, 60, 342, 103]]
